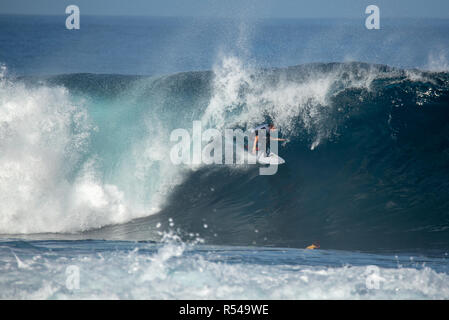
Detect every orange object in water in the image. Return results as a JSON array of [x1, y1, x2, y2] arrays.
[[306, 242, 320, 250]]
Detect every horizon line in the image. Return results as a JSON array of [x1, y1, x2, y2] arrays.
[[1, 12, 449, 20]]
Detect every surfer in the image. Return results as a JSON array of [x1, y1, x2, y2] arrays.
[[251, 123, 286, 156]]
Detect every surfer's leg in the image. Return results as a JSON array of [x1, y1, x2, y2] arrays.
[[266, 133, 271, 156], [252, 131, 259, 154]]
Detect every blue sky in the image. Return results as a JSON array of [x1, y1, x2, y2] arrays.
[[0, 0, 448, 18]]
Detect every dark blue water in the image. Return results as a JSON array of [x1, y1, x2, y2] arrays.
[[0, 15, 449, 299]]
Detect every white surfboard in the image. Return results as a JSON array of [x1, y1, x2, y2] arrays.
[[257, 152, 285, 165]]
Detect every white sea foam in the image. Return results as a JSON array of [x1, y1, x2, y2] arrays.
[[202, 56, 380, 149], [0, 73, 146, 234], [1, 239, 448, 299]]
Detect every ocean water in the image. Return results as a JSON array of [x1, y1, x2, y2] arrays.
[[1, 238, 449, 299], [1, 15, 449, 299]]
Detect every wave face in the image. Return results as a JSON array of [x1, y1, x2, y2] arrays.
[[1, 60, 449, 251]]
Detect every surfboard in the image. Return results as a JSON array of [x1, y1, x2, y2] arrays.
[[257, 152, 285, 165]]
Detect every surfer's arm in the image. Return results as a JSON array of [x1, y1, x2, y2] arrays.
[[270, 138, 287, 141]]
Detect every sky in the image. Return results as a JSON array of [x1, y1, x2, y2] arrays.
[[0, 0, 448, 19]]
